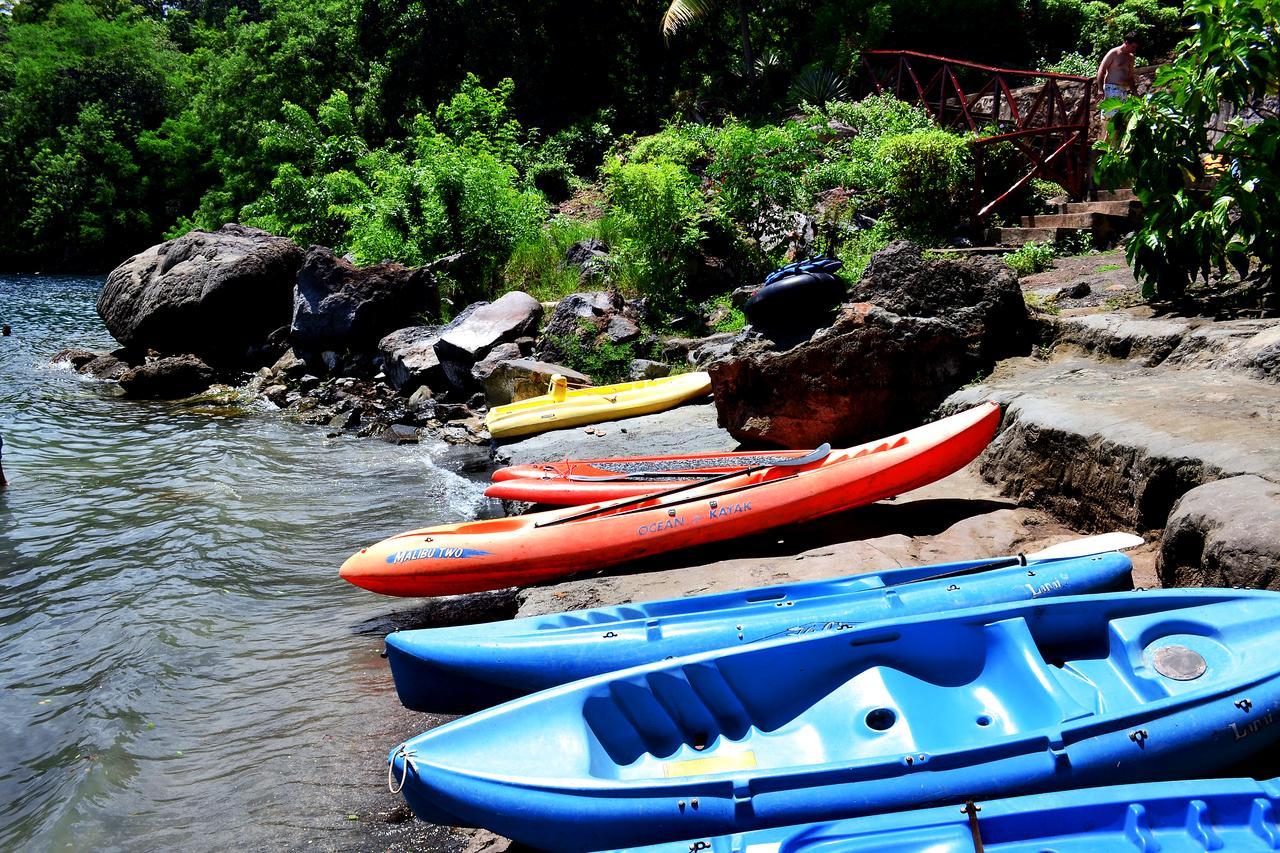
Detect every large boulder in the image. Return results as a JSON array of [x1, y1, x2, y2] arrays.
[[97, 224, 302, 365], [435, 292, 543, 392], [291, 246, 440, 353], [117, 354, 217, 399], [535, 291, 627, 362], [378, 326, 446, 395], [708, 242, 1029, 447], [1159, 475, 1280, 590], [474, 356, 590, 407]]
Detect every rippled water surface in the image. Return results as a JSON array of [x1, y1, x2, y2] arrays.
[[0, 275, 488, 850]]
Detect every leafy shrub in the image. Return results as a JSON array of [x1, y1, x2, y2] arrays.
[[550, 319, 636, 384], [876, 129, 971, 240], [703, 293, 746, 333], [1041, 51, 1095, 77], [705, 119, 822, 225], [625, 124, 711, 170], [805, 95, 935, 205], [1003, 241, 1056, 276], [503, 218, 602, 302], [602, 158, 707, 315], [432, 74, 524, 165], [833, 221, 894, 280], [242, 83, 545, 297]]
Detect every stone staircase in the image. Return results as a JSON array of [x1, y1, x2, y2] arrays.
[[989, 188, 1141, 248]]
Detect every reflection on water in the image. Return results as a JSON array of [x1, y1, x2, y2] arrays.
[[0, 275, 486, 849]]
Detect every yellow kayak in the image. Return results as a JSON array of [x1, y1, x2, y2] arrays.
[[485, 372, 713, 439]]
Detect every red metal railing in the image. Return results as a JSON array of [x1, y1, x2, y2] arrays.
[[859, 50, 1094, 224]]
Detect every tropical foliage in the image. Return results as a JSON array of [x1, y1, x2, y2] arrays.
[[1097, 0, 1279, 298], [0, 0, 1192, 281]]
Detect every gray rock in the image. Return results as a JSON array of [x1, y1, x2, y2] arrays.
[[269, 347, 308, 379], [408, 385, 434, 407], [378, 424, 421, 445], [378, 326, 445, 394], [605, 315, 641, 344], [1165, 319, 1280, 381], [80, 351, 134, 381], [470, 342, 524, 385], [1160, 475, 1280, 589], [565, 238, 608, 269], [291, 246, 440, 352], [435, 292, 543, 392], [98, 225, 303, 366], [754, 205, 815, 257], [628, 359, 670, 380], [536, 291, 626, 360], [51, 348, 99, 370], [475, 358, 590, 407], [1049, 313, 1192, 366], [118, 354, 216, 399]]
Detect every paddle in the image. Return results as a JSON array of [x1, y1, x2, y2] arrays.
[[897, 532, 1146, 587], [536, 443, 832, 528], [568, 468, 766, 482]]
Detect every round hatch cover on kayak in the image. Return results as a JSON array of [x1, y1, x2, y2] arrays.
[[1150, 644, 1207, 680]]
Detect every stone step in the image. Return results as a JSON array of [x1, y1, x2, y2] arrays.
[[990, 226, 1089, 247], [1020, 212, 1129, 229], [1059, 199, 1142, 217], [1093, 187, 1136, 202]]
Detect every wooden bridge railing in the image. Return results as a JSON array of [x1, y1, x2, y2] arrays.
[[859, 50, 1095, 224]]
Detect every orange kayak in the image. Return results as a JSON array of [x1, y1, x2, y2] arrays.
[[340, 402, 1000, 597]]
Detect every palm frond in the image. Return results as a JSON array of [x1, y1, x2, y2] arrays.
[[661, 0, 718, 40]]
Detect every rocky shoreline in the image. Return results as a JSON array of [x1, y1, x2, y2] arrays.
[[43, 226, 1280, 849]]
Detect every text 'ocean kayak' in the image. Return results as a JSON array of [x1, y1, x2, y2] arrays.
[[387, 589, 1280, 849], [341, 402, 1001, 596], [385, 540, 1136, 712]]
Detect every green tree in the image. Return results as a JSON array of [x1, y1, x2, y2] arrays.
[[660, 0, 755, 81], [1097, 0, 1279, 299]]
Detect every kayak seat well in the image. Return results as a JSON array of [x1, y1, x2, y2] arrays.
[[579, 618, 1120, 779]]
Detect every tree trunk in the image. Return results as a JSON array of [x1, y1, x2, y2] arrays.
[[737, 0, 755, 81]]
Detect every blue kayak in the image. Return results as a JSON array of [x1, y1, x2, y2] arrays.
[[385, 549, 1134, 712], [613, 776, 1280, 852], [388, 589, 1280, 850]]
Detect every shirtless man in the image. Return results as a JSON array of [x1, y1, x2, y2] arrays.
[[1096, 32, 1140, 142]]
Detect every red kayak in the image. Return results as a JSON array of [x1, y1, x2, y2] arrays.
[[340, 403, 1000, 597], [487, 447, 821, 505]]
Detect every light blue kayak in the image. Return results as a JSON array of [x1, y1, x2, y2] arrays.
[[385, 539, 1136, 712], [612, 776, 1280, 852], [388, 589, 1280, 850]]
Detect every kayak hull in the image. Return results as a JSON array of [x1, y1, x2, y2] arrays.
[[388, 589, 1280, 849], [615, 776, 1280, 852], [485, 372, 713, 439], [341, 402, 1001, 597], [384, 551, 1133, 712]]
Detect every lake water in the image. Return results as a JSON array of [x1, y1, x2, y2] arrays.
[[0, 275, 489, 850]]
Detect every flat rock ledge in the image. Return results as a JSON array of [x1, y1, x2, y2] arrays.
[[947, 309, 1280, 591]]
